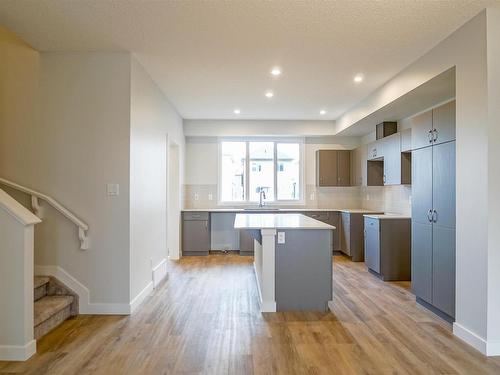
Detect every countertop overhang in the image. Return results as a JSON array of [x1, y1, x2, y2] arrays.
[[234, 213, 336, 230]]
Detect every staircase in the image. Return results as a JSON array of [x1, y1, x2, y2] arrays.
[[34, 276, 78, 339]]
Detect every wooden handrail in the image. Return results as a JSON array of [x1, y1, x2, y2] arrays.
[[0, 177, 89, 249]]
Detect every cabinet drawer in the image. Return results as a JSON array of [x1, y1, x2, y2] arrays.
[[183, 212, 209, 221]]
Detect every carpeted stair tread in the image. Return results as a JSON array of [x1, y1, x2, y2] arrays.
[[34, 295, 74, 326], [34, 276, 50, 289]]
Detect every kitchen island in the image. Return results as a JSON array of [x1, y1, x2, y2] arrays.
[[234, 213, 335, 312]]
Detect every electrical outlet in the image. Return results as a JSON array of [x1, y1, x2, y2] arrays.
[[194, 193, 199, 201], [309, 193, 315, 201], [208, 193, 213, 201], [277, 232, 285, 244], [366, 194, 370, 201], [106, 183, 120, 196]]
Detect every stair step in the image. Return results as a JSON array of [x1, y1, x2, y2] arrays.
[[34, 276, 50, 289], [34, 295, 74, 327]]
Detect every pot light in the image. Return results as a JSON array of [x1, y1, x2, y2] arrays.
[[271, 67, 282, 76], [265, 91, 274, 98], [234, 109, 241, 114], [320, 110, 326, 115], [354, 74, 364, 83]]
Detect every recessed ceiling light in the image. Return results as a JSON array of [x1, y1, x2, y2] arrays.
[[265, 91, 274, 98], [234, 109, 241, 114], [354, 74, 364, 83], [271, 67, 282, 76], [320, 110, 326, 115]]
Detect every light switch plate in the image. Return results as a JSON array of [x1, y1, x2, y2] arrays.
[[277, 232, 285, 244], [107, 183, 119, 196]]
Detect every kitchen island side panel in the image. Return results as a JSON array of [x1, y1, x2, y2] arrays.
[[275, 229, 333, 311]]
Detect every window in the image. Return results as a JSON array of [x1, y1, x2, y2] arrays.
[[220, 142, 246, 202], [219, 139, 303, 204]]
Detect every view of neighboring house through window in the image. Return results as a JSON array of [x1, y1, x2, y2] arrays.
[[277, 143, 300, 200], [220, 141, 246, 202], [249, 142, 275, 202], [219, 139, 303, 203]]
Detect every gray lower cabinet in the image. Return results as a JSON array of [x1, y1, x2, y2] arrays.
[[364, 217, 411, 281], [239, 229, 255, 256], [340, 212, 383, 261], [182, 212, 210, 256], [364, 218, 380, 273], [411, 139, 456, 320]]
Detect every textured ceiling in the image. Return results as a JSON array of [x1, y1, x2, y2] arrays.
[[0, 0, 497, 120]]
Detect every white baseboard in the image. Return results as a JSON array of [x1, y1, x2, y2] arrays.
[[152, 258, 167, 288], [453, 322, 490, 355], [130, 282, 154, 314], [35, 265, 131, 315], [0, 340, 36, 361]]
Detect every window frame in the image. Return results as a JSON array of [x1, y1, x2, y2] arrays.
[[217, 137, 305, 206]]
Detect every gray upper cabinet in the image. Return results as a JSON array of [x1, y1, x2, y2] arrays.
[[432, 101, 456, 145], [366, 139, 384, 161], [401, 128, 412, 152], [383, 133, 402, 185], [411, 110, 433, 150], [350, 144, 367, 186], [316, 150, 350, 187], [337, 151, 351, 186], [411, 101, 456, 151], [316, 150, 338, 186]]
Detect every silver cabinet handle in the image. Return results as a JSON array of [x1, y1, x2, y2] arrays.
[[433, 129, 438, 142], [383, 174, 386, 184], [428, 130, 433, 143], [427, 209, 433, 222], [432, 209, 438, 223]]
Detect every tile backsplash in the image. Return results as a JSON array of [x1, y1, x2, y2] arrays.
[[183, 183, 411, 215]]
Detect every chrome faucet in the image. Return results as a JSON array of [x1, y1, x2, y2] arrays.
[[259, 189, 266, 207]]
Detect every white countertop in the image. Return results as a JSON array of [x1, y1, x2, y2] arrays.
[[183, 208, 382, 213], [363, 213, 411, 220], [234, 213, 336, 230]]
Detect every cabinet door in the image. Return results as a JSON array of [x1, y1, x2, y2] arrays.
[[383, 133, 401, 185], [316, 150, 338, 186], [337, 150, 351, 186], [432, 225, 456, 317], [364, 218, 380, 273], [340, 212, 351, 256], [411, 110, 433, 150], [239, 229, 254, 255], [350, 148, 360, 186], [366, 140, 384, 161], [401, 128, 412, 152], [182, 220, 210, 254], [328, 211, 341, 251], [411, 221, 433, 303], [432, 142, 456, 229], [432, 101, 455, 145], [412, 147, 433, 226]]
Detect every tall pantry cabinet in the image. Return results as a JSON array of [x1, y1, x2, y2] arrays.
[[411, 100, 456, 321]]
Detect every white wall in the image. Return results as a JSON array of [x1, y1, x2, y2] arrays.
[[334, 9, 500, 355], [184, 119, 336, 137], [36, 52, 132, 305], [130, 58, 185, 300]]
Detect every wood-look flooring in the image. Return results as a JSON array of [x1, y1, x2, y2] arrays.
[[2, 254, 500, 374]]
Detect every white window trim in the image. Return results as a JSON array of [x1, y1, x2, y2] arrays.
[[217, 137, 305, 206]]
